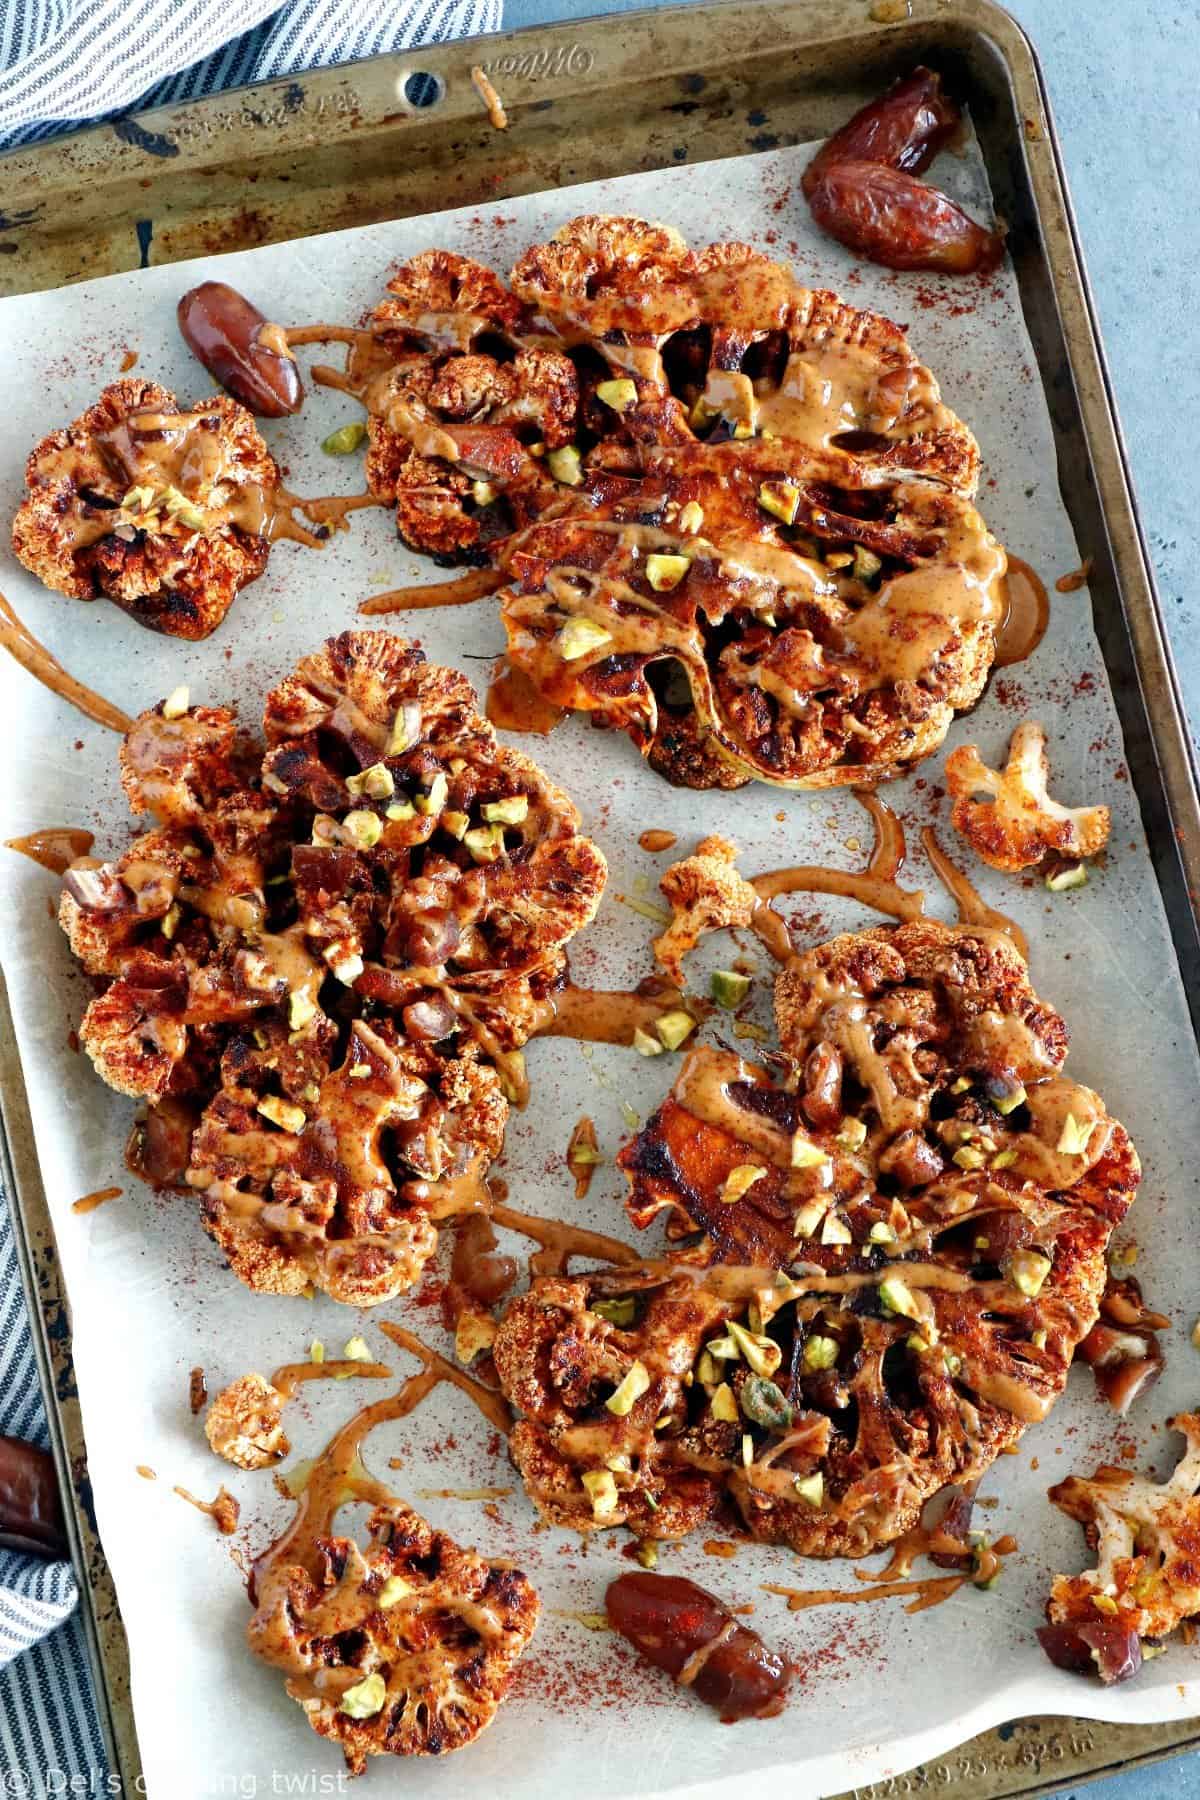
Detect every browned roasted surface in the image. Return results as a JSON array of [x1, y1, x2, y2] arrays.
[[1046, 1414, 1200, 1646], [250, 1497, 538, 1772], [314, 215, 1004, 787], [12, 378, 280, 638], [205, 1373, 290, 1470], [597, 918, 1139, 1556], [60, 630, 605, 1304]]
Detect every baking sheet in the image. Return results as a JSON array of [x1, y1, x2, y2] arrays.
[[0, 130, 1197, 1800]]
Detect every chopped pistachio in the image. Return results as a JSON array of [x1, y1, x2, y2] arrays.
[[821, 1212, 852, 1246], [633, 1026, 665, 1057], [481, 795, 529, 827], [943, 1348, 963, 1376], [757, 480, 800, 527], [121, 485, 157, 512], [386, 701, 421, 756], [343, 808, 383, 849], [1009, 1248, 1052, 1298], [160, 902, 182, 941], [878, 1274, 918, 1320], [464, 825, 505, 864], [415, 771, 449, 816], [994, 1083, 1027, 1115], [794, 1472, 824, 1506], [824, 550, 854, 570], [1056, 1113, 1094, 1156], [721, 1164, 767, 1205], [655, 1009, 696, 1051], [289, 990, 317, 1032], [581, 1468, 619, 1519], [377, 1575, 411, 1608], [605, 1361, 651, 1417], [710, 969, 751, 1010], [634, 1539, 658, 1570], [1031, 1328, 1048, 1350], [343, 1336, 372, 1362], [740, 1375, 793, 1431], [310, 1340, 326, 1364], [164, 492, 208, 531], [907, 1333, 931, 1356], [836, 1117, 868, 1152], [853, 545, 883, 582], [348, 1062, 370, 1079], [161, 684, 191, 721], [953, 1145, 988, 1171], [347, 762, 395, 801], [950, 1076, 972, 1095], [868, 1221, 895, 1244], [302, 1082, 320, 1104], [741, 1433, 754, 1468], [471, 479, 497, 506], [557, 617, 613, 661], [569, 1144, 603, 1166], [328, 951, 364, 986], [689, 396, 716, 429], [385, 800, 416, 823], [440, 810, 469, 840], [677, 500, 705, 534], [592, 1297, 636, 1328], [257, 1095, 307, 1134], [791, 1132, 831, 1172], [339, 1671, 386, 1718], [704, 1335, 739, 1362], [991, 1148, 1018, 1171], [1090, 1592, 1119, 1617], [727, 1319, 782, 1378], [792, 1194, 832, 1238], [645, 553, 690, 592], [547, 445, 584, 486], [710, 1382, 739, 1423], [1045, 862, 1087, 892], [322, 421, 368, 455], [596, 377, 639, 412], [802, 1334, 839, 1372], [695, 1349, 719, 1387]]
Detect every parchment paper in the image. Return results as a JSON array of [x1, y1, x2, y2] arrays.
[[0, 133, 1197, 1800]]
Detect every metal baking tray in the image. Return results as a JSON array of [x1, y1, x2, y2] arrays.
[[3, 2, 1199, 1793]]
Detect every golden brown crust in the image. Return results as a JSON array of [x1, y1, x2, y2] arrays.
[[60, 631, 605, 1304], [606, 917, 1139, 1556], [205, 1373, 290, 1469], [946, 720, 1112, 872], [249, 1497, 538, 1771], [12, 379, 279, 638]]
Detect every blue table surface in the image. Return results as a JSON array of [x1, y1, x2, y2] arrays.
[[502, 4, 1200, 1795]]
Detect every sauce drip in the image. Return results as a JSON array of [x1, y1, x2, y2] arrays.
[[539, 982, 695, 1047], [72, 1185, 121, 1214], [269, 1360, 393, 1400], [174, 1484, 240, 1535], [486, 656, 564, 733], [359, 568, 504, 615], [6, 827, 94, 874], [921, 826, 1028, 960], [750, 790, 924, 958], [763, 1524, 1017, 1615], [489, 1201, 641, 1277], [994, 557, 1049, 668], [0, 592, 132, 733]]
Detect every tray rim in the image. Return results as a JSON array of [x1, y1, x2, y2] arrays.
[[2, 2, 1198, 1794]]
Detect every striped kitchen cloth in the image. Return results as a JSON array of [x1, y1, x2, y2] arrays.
[[1, 0, 502, 149], [0, 0, 504, 1780]]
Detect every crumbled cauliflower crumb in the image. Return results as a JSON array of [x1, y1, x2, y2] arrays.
[[653, 836, 759, 984], [945, 720, 1110, 872], [205, 1372, 290, 1470]]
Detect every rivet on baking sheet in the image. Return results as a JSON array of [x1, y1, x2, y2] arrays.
[[397, 69, 446, 110]]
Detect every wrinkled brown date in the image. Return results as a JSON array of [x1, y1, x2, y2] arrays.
[[1037, 1619, 1142, 1685], [0, 1436, 68, 1559], [177, 282, 304, 417], [807, 161, 1005, 274], [802, 66, 960, 197], [606, 1572, 791, 1722]]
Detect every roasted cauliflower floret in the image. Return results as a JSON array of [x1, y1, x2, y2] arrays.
[[653, 835, 760, 985], [60, 631, 606, 1305], [249, 1497, 538, 1772], [1039, 1414, 1200, 1684], [205, 1372, 290, 1470], [614, 917, 1140, 1556], [369, 249, 528, 353], [946, 720, 1111, 872], [12, 379, 283, 638]]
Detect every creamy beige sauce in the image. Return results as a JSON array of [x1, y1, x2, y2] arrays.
[[994, 557, 1049, 667], [269, 1360, 393, 1400], [175, 1484, 240, 1535], [360, 569, 504, 615], [920, 826, 1028, 960], [538, 983, 692, 1047], [72, 1185, 121, 1215], [7, 827, 94, 874], [0, 591, 132, 732], [489, 1201, 641, 1277], [486, 656, 565, 733]]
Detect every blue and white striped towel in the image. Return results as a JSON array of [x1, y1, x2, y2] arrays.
[[1, 0, 502, 150], [0, 0, 502, 1783]]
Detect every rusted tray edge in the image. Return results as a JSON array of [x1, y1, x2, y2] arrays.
[[0, 971, 142, 1792], [1, 4, 1198, 1796]]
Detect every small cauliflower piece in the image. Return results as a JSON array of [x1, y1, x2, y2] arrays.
[[945, 720, 1110, 872], [205, 1373, 290, 1470], [1040, 1413, 1200, 1681], [653, 836, 759, 985]]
